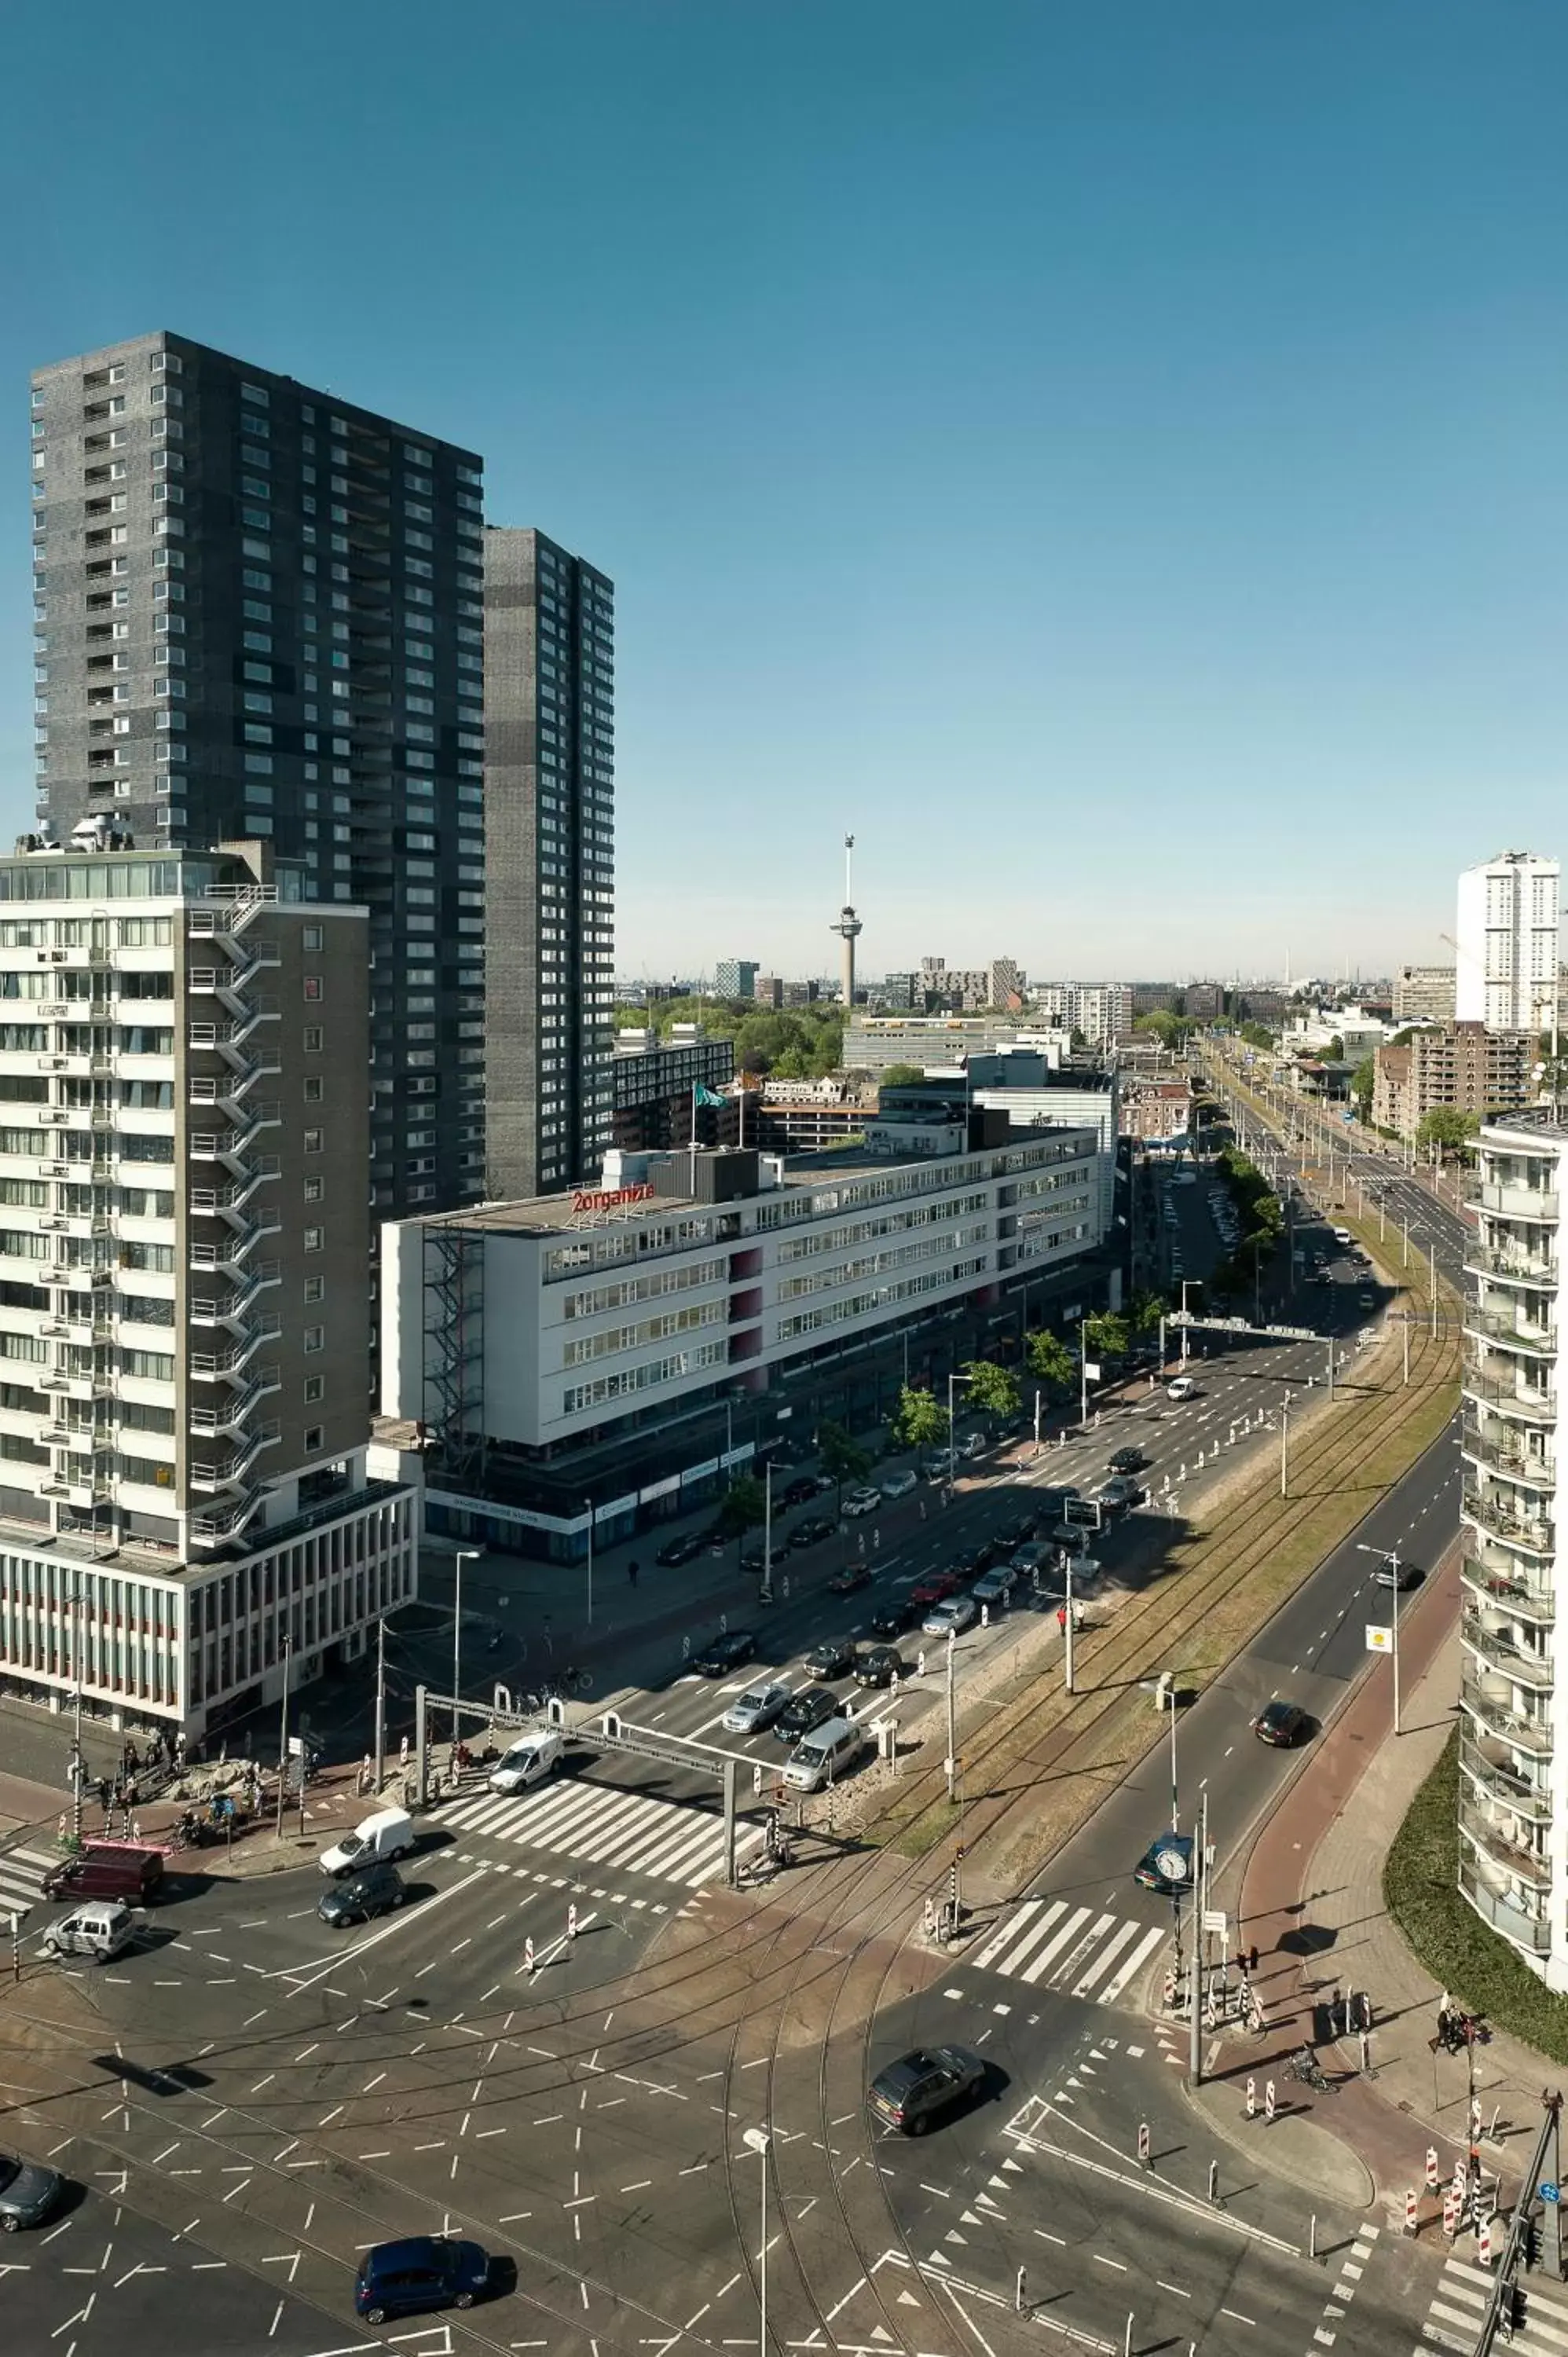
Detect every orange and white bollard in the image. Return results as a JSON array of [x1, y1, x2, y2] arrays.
[[1426, 2146, 1440, 2191], [1405, 2190, 1419, 2236]]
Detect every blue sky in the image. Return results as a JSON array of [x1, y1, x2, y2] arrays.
[[3, 2, 1564, 983]]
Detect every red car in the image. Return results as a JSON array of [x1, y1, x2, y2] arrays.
[[910, 1569, 962, 1609]]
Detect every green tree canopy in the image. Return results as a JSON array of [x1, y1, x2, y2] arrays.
[[1083, 1312, 1130, 1363], [1350, 1054, 1376, 1106], [815, 1419, 872, 1503], [1133, 1010, 1189, 1050], [878, 1063, 927, 1090], [1127, 1288, 1167, 1337], [888, 1384, 949, 1465], [1236, 1021, 1277, 1050], [962, 1358, 1020, 1422], [1417, 1106, 1481, 1153], [1025, 1329, 1076, 1391], [716, 1475, 768, 1567]]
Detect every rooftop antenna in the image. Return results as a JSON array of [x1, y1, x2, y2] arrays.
[[830, 831, 863, 1010]]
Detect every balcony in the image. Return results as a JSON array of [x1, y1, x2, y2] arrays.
[[1460, 1555, 1555, 1627], [1463, 1483, 1554, 1556], [1474, 1179, 1559, 1222], [1459, 1865, 1552, 1955], [1460, 1671, 1554, 1753], [1464, 1241, 1557, 1292], [1460, 1736, 1553, 1823], [1464, 1305, 1555, 1359], [1463, 1365, 1555, 1423], [187, 1313, 283, 1380], [188, 1367, 280, 1439], [1459, 1802, 1552, 1892], [1460, 1417, 1553, 1486], [189, 1420, 280, 1494], [1461, 1611, 1553, 1690]]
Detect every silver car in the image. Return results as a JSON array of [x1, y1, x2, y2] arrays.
[[0, 2151, 64, 2231], [921, 1596, 978, 1639], [722, 1681, 791, 1735]]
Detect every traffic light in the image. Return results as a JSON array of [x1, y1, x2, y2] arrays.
[[1522, 2219, 1539, 2271]]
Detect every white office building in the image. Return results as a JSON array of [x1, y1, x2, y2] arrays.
[[1455, 852, 1560, 1032], [0, 845, 416, 1744], [1458, 1114, 1568, 1982], [384, 1128, 1108, 1548]]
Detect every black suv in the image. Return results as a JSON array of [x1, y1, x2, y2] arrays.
[[853, 1645, 905, 1688], [789, 1516, 837, 1551], [1108, 1446, 1145, 1475], [692, 1629, 757, 1677], [868, 2045, 985, 2135], [774, 1684, 839, 1742], [802, 1635, 855, 1680], [656, 1532, 705, 1569], [869, 1593, 921, 1640]]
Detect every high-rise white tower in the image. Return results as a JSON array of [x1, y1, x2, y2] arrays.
[[1456, 851, 1560, 1030], [830, 833, 863, 1008]]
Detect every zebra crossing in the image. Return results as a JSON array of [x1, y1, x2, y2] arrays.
[[963, 1895, 1168, 2008], [0, 1839, 58, 1923], [439, 1779, 767, 1892], [1419, 2252, 1568, 2354]]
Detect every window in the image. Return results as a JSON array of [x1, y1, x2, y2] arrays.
[[303, 1076, 323, 1102], [303, 974, 323, 1001], [303, 1376, 324, 1405], [304, 1424, 324, 1452], [303, 1128, 323, 1154], [303, 1325, 324, 1354], [303, 1226, 324, 1253], [302, 924, 324, 951], [303, 1175, 324, 1203], [304, 1276, 324, 1303]]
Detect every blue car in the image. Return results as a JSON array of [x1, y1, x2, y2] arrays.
[[354, 2234, 491, 2326]]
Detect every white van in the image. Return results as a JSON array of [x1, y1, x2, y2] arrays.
[[320, 1805, 416, 1879], [1166, 1376, 1196, 1401], [488, 1729, 566, 1794], [783, 1716, 867, 1794], [39, 1898, 135, 1963]]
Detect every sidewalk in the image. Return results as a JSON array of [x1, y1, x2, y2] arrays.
[[1200, 1545, 1552, 2225]]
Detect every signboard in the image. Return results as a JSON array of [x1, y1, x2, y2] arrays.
[[1541, 2183, 1560, 2205], [640, 1474, 681, 1504], [571, 1182, 655, 1213], [683, 1457, 721, 1485], [595, 1492, 639, 1523], [1083, 1360, 1102, 1383], [1366, 1625, 1393, 1654], [1203, 1908, 1227, 1935]]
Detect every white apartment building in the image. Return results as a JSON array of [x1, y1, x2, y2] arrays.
[[383, 1130, 1107, 1530], [1456, 852, 1560, 1032], [1031, 983, 1133, 1045], [1458, 1115, 1568, 1982], [0, 846, 415, 1743]]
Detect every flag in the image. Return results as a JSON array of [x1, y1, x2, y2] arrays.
[[694, 1084, 726, 1108]]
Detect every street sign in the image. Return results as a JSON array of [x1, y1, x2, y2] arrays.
[[1203, 1908, 1227, 1936], [1366, 1626, 1393, 1654], [1542, 2182, 1561, 2204]]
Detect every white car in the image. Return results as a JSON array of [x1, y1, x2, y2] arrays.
[[881, 1469, 918, 1500], [842, 1486, 883, 1518], [721, 1681, 791, 1735], [922, 1596, 978, 1639], [489, 1729, 566, 1792], [1166, 1376, 1196, 1401]]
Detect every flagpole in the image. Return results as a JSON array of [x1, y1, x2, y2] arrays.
[[690, 1081, 698, 1196]]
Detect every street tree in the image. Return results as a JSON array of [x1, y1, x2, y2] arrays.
[[888, 1383, 949, 1470], [1083, 1312, 1130, 1364], [716, 1475, 768, 1571], [1025, 1329, 1075, 1392], [962, 1358, 1020, 1424], [816, 1419, 871, 1506], [1416, 1106, 1480, 1157], [878, 1063, 926, 1089]]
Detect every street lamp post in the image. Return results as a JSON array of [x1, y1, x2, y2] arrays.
[[453, 1549, 479, 1728], [946, 1369, 973, 1493], [742, 2126, 771, 2356]]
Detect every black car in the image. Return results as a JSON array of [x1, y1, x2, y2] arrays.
[[827, 1563, 873, 1596], [1252, 1699, 1313, 1748], [656, 1531, 705, 1569], [789, 1516, 837, 1551], [853, 1645, 905, 1688], [692, 1629, 757, 1677], [996, 1513, 1038, 1551], [1372, 1556, 1421, 1590], [1108, 1446, 1145, 1475], [774, 1684, 840, 1742], [948, 1542, 995, 1580], [782, 1475, 822, 1509], [803, 1635, 855, 1679], [317, 1862, 407, 1927], [355, 2234, 492, 2326], [869, 1594, 922, 1640], [868, 2044, 985, 2135]]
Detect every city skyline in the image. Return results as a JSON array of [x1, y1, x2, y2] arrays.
[[2, 5, 1565, 977]]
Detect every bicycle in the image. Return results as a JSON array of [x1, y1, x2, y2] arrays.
[[1287, 2046, 1332, 2093]]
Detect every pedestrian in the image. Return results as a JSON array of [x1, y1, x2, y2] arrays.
[[125, 1776, 139, 1810], [97, 1776, 109, 1812], [627, 1559, 639, 1589]]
